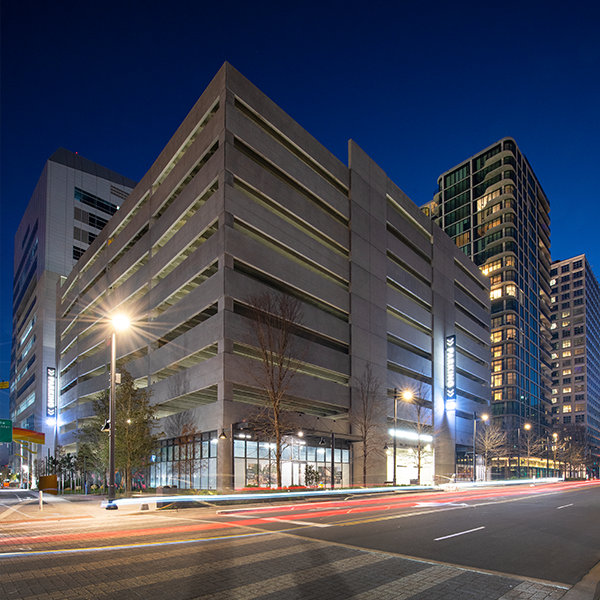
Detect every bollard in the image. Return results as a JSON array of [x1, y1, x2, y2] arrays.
[[39, 489, 43, 511]]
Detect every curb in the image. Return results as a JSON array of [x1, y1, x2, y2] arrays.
[[562, 561, 600, 600]]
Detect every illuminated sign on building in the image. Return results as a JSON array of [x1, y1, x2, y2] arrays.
[[445, 335, 456, 410], [47, 367, 56, 418]]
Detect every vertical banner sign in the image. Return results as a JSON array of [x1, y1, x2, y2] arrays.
[[47, 367, 56, 418], [445, 335, 456, 410]]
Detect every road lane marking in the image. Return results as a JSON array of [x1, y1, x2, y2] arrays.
[[434, 526, 485, 541], [264, 518, 331, 527], [557, 504, 573, 509]]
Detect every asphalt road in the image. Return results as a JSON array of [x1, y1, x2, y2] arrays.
[[214, 481, 600, 585], [1, 481, 598, 599]]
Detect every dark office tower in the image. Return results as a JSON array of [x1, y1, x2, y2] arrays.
[[550, 255, 600, 477], [423, 138, 552, 447]]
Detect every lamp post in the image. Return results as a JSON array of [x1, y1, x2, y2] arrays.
[[523, 423, 531, 478], [515, 422, 531, 479], [392, 388, 413, 486], [107, 314, 130, 509], [472, 413, 489, 482]]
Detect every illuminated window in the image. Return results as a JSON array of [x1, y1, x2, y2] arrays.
[[562, 351, 571, 357], [550, 278, 557, 286], [490, 288, 502, 300], [551, 323, 557, 330], [562, 405, 572, 413], [492, 360, 502, 372], [505, 256, 516, 267], [492, 347, 502, 357], [552, 388, 558, 395], [506, 328, 517, 340], [482, 259, 502, 276], [551, 398, 558, 404], [491, 331, 502, 343], [574, 348, 585, 356], [562, 311, 571, 318], [563, 387, 572, 393], [491, 374, 503, 387], [562, 340, 571, 348], [551, 297, 557, 304], [575, 404, 585, 412], [505, 285, 517, 297], [562, 369, 572, 375], [551, 353, 559, 359], [493, 390, 503, 401], [562, 321, 570, 328]]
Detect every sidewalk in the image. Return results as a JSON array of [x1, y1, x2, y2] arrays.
[[1, 492, 598, 600], [0, 491, 149, 523]]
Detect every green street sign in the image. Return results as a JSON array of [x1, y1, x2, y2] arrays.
[[0, 419, 12, 443]]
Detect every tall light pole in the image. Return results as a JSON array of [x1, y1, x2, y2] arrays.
[[107, 314, 130, 510], [392, 389, 412, 486], [472, 413, 489, 481], [516, 422, 531, 479], [523, 423, 531, 477]]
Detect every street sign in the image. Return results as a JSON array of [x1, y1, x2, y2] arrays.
[[0, 381, 9, 389], [0, 419, 12, 443]]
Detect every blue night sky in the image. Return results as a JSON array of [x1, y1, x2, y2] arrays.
[[1, 1, 599, 417]]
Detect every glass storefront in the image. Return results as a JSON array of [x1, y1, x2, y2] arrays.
[[149, 431, 219, 490], [148, 432, 352, 490], [234, 436, 351, 489]]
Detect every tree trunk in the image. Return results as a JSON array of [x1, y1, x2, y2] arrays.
[[363, 440, 367, 486]]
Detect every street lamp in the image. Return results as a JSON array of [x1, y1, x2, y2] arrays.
[[473, 413, 489, 482], [392, 389, 413, 486], [106, 313, 130, 510], [516, 422, 531, 479]]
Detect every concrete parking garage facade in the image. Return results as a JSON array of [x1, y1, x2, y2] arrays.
[[56, 64, 490, 489]]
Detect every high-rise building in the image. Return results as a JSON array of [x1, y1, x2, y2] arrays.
[[549, 254, 600, 477], [56, 64, 491, 490], [423, 138, 552, 474], [10, 149, 136, 473]]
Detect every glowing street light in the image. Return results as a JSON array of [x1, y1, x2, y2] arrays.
[[106, 313, 130, 509], [473, 413, 489, 481], [392, 388, 414, 486]]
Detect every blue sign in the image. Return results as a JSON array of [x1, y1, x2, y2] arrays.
[[445, 335, 456, 410]]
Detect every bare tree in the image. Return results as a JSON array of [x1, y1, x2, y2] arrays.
[[244, 291, 306, 488], [520, 427, 546, 477], [558, 424, 587, 478], [177, 422, 202, 489], [476, 422, 507, 478], [350, 363, 386, 486], [164, 410, 195, 439]]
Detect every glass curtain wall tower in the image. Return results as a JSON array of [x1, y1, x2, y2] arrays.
[[424, 138, 552, 456]]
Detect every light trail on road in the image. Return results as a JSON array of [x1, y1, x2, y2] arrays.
[[2, 480, 597, 556]]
